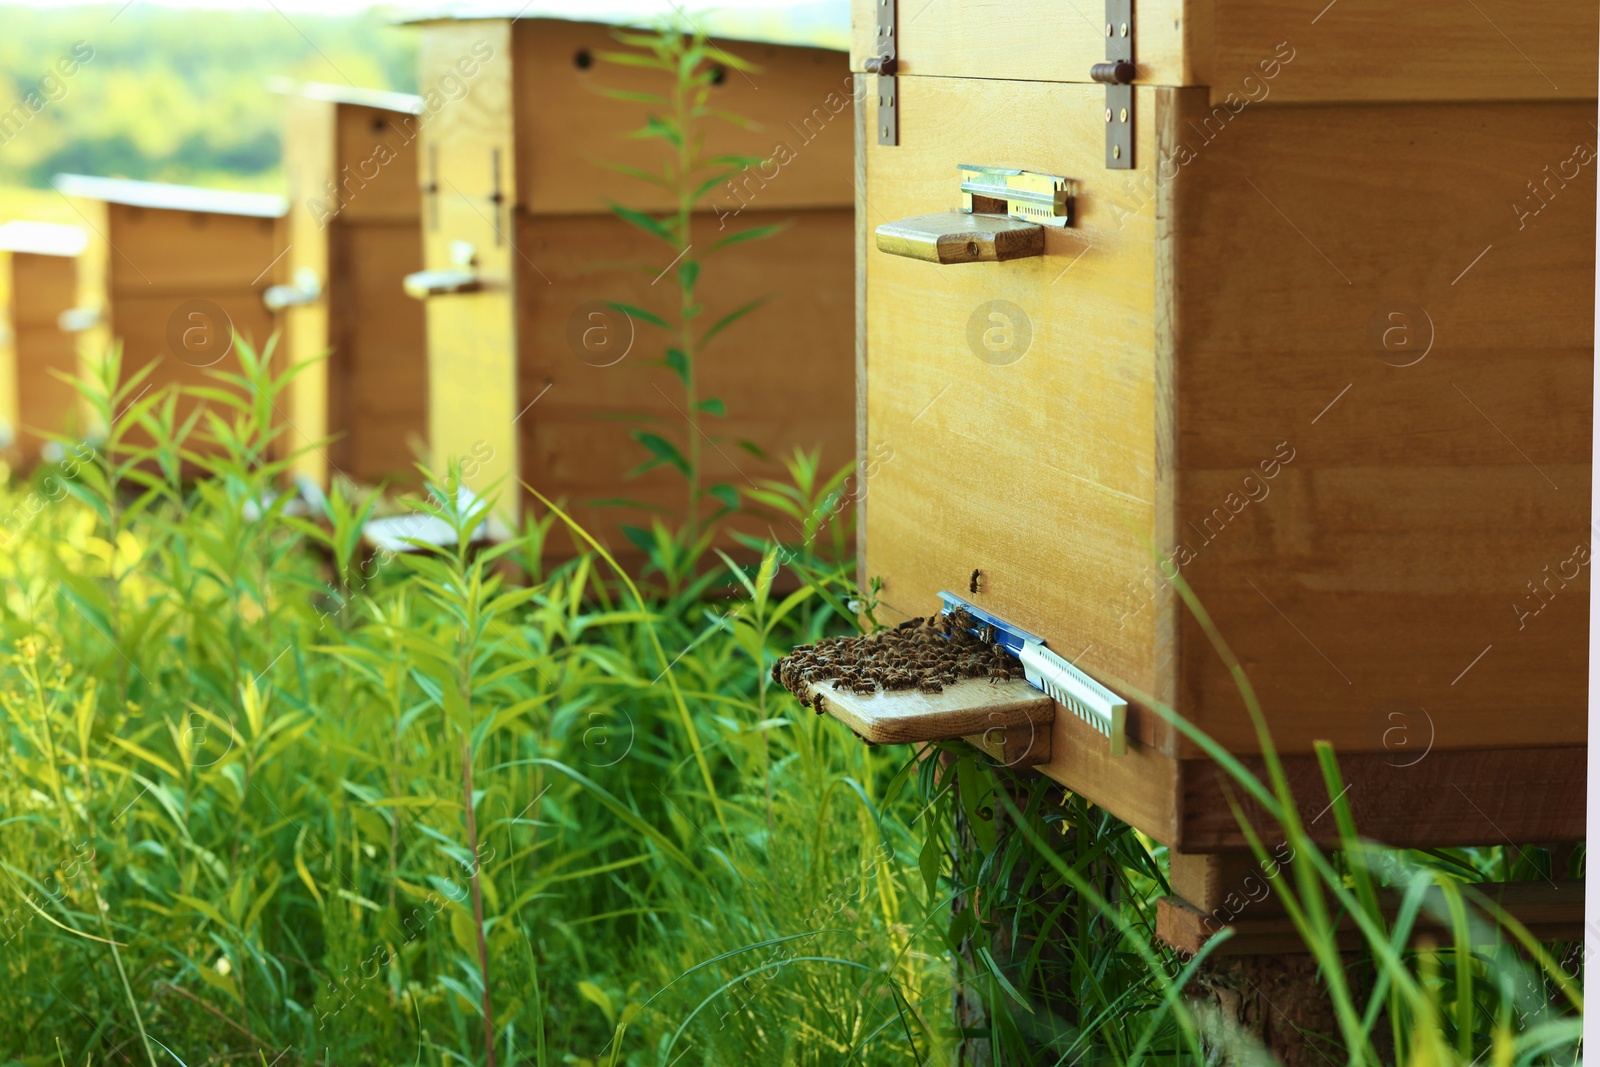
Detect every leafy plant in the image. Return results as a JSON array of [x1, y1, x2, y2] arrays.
[[0, 344, 937, 1066], [598, 24, 782, 551]]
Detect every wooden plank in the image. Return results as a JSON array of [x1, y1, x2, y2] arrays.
[[65, 196, 283, 459], [808, 676, 1053, 743], [66, 197, 110, 437], [1151, 89, 1186, 751], [862, 77, 1163, 739], [11, 253, 81, 462], [282, 94, 338, 484], [854, 73, 869, 590], [1030, 701, 1182, 843], [0, 253, 14, 456], [332, 103, 423, 224], [418, 19, 521, 518], [514, 18, 853, 215], [848, 0, 1595, 103], [1164, 95, 1594, 755], [861, 76, 1180, 839], [875, 212, 1046, 264], [849, 0, 1188, 88], [1177, 746, 1586, 850], [283, 94, 427, 488], [1210, 0, 1598, 105], [107, 203, 282, 292], [1168, 851, 1286, 915], [328, 222, 428, 488], [1157, 879, 1586, 956], [511, 207, 854, 561], [101, 291, 279, 387]]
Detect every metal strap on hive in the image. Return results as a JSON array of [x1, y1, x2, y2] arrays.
[[1092, 0, 1135, 169]]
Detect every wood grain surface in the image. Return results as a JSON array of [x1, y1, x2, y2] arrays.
[[875, 212, 1046, 264], [417, 20, 522, 518], [1176, 746, 1587, 849], [1164, 93, 1594, 755], [283, 96, 428, 490], [4, 253, 80, 463], [849, 0, 1596, 104], [1157, 879, 1586, 956], [808, 676, 1053, 743], [860, 73, 1591, 845], [513, 18, 853, 216]]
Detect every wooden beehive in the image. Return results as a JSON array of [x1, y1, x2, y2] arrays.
[[848, 0, 1595, 854], [0, 221, 87, 465], [404, 10, 854, 559], [54, 175, 287, 442], [275, 80, 429, 490]]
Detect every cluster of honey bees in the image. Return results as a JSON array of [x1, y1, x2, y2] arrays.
[[773, 608, 1027, 712]]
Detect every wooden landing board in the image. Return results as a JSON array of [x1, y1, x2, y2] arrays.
[[1157, 879, 1585, 957], [875, 212, 1046, 264], [808, 676, 1055, 765]]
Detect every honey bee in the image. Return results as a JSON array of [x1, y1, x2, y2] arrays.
[[919, 677, 944, 693], [970, 568, 982, 594], [988, 665, 1011, 684]]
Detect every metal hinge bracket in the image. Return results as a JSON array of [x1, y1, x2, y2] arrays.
[[1091, 0, 1135, 169], [863, 0, 898, 145]]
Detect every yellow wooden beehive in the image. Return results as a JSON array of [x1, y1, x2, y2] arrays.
[[403, 9, 855, 560], [275, 80, 429, 490], [54, 175, 287, 441], [841, 0, 1595, 861], [0, 221, 86, 465]]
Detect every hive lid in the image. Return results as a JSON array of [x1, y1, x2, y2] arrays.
[[0, 220, 88, 257], [52, 175, 288, 219], [397, 0, 849, 52], [266, 76, 425, 115]]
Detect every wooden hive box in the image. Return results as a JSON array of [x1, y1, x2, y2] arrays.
[[275, 80, 430, 490], [54, 175, 288, 443], [0, 221, 87, 465], [847, 0, 1596, 857], [404, 10, 855, 560]]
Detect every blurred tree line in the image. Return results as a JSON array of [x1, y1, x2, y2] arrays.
[[0, 3, 417, 192]]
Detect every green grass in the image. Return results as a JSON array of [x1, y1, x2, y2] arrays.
[[0, 341, 948, 1066], [0, 340, 1583, 1066]]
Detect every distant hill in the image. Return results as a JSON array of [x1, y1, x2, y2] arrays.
[[0, 4, 417, 195]]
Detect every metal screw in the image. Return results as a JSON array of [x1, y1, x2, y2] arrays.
[[1113, 145, 1122, 159], [1120, 107, 1128, 122], [1120, 22, 1129, 35], [1104, 108, 1112, 122], [1104, 22, 1112, 35]]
